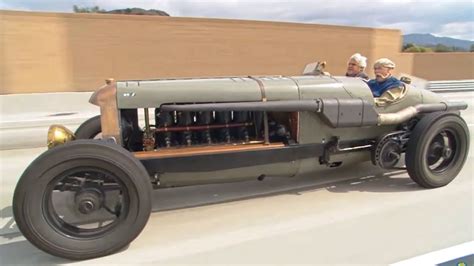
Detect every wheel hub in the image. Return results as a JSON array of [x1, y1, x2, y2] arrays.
[[426, 130, 458, 172], [75, 187, 104, 215], [442, 147, 453, 159]]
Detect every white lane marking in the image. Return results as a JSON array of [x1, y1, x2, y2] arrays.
[[391, 241, 473, 266]]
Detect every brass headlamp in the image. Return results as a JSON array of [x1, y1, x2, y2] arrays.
[[47, 125, 76, 149]]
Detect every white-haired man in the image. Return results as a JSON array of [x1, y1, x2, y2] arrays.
[[345, 53, 368, 79], [367, 58, 403, 97]]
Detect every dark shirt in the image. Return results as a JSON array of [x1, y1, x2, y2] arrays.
[[367, 76, 403, 97], [346, 72, 369, 80]]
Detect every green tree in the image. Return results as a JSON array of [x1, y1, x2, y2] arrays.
[[73, 5, 106, 13], [403, 43, 432, 53], [404, 46, 421, 52], [433, 44, 452, 52], [402, 43, 415, 51], [470, 44, 474, 52]]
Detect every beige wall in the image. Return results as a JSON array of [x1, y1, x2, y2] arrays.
[[0, 10, 472, 94], [410, 53, 474, 81]]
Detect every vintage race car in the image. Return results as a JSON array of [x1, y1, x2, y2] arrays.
[[12, 64, 469, 259]]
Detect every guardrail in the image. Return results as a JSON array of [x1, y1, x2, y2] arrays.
[[428, 79, 474, 93], [0, 92, 99, 150]]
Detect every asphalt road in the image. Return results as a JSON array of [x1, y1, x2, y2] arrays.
[[0, 92, 472, 265]]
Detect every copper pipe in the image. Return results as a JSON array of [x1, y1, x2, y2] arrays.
[[156, 122, 253, 132], [248, 76, 267, 102]]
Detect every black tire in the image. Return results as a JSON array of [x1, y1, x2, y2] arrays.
[[13, 140, 152, 260], [406, 112, 469, 188], [75, 115, 101, 139]]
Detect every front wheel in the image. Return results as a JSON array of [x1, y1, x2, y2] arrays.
[[405, 112, 469, 188], [13, 140, 152, 260], [75, 115, 102, 139]]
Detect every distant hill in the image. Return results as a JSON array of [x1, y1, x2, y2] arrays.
[[73, 6, 170, 16], [106, 8, 170, 16], [403, 33, 473, 50]]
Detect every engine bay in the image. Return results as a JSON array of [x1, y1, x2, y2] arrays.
[[120, 108, 298, 152]]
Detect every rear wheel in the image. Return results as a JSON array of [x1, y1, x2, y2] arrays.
[[13, 140, 152, 260], [405, 112, 469, 188]]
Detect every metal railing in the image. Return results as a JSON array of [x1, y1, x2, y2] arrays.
[[428, 79, 474, 92]]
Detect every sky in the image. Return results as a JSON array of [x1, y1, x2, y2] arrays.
[[1, 0, 473, 40]]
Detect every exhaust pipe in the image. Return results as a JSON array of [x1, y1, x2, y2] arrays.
[[378, 102, 468, 125]]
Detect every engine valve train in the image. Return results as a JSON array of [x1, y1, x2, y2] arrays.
[[152, 110, 272, 147]]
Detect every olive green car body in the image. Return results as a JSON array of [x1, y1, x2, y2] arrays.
[[110, 75, 443, 187]]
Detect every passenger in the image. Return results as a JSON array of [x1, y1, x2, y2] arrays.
[[345, 53, 369, 79], [367, 58, 403, 97]]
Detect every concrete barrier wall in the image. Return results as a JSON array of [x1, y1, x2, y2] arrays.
[[1, 10, 473, 94], [1, 10, 399, 94], [410, 53, 474, 81], [0, 92, 98, 149]]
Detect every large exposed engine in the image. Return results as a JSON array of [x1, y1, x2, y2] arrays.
[[121, 109, 295, 151]]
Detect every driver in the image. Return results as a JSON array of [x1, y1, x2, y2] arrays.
[[367, 58, 403, 97], [345, 53, 368, 79]]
